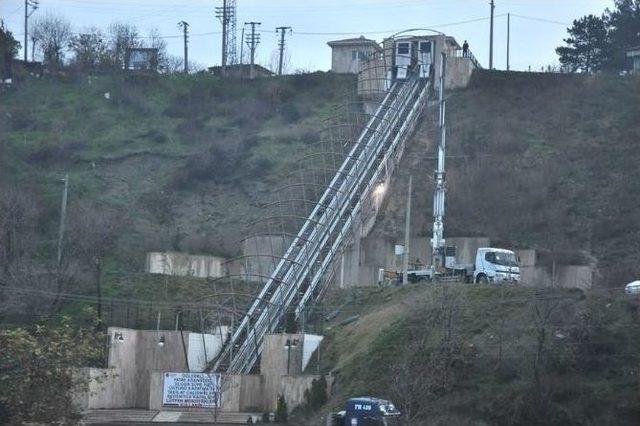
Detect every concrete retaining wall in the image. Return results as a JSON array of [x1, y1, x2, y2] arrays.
[[260, 333, 323, 376], [146, 252, 226, 278], [187, 329, 228, 372], [79, 327, 228, 410], [241, 235, 293, 283], [74, 367, 136, 410], [446, 56, 475, 89], [515, 249, 593, 289], [148, 372, 323, 414]]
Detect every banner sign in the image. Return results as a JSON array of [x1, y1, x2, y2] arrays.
[[162, 372, 221, 408]]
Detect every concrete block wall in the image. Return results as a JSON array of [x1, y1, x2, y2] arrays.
[[261, 333, 305, 376], [260, 333, 324, 376], [146, 252, 227, 278], [147, 372, 324, 414], [74, 367, 136, 410], [515, 249, 593, 289], [446, 56, 476, 89], [262, 375, 320, 412], [79, 327, 228, 410]]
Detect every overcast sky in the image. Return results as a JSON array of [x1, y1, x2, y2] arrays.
[[2, 0, 614, 72]]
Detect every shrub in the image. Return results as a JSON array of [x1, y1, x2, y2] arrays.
[[275, 395, 288, 423], [0, 315, 105, 424], [247, 157, 274, 179], [171, 143, 240, 188], [303, 376, 328, 412], [262, 82, 294, 108], [280, 102, 301, 123]]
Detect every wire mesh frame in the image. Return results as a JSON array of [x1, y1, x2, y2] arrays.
[[210, 35, 434, 373]]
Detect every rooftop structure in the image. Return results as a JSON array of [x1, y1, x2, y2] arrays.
[[627, 46, 640, 74], [327, 35, 383, 74]]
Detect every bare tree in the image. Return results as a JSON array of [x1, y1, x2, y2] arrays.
[[67, 201, 123, 324], [69, 27, 108, 72], [389, 285, 473, 424], [161, 54, 183, 74], [107, 22, 141, 69], [146, 28, 167, 71], [0, 186, 38, 278], [32, 14, 72, 68], [389, 338, 431, 424]]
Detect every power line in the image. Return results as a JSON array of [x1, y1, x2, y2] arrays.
[[510, 13, 571, 26]]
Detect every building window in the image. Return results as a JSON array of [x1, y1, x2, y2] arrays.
[[352, 50, 369, 61], [397, 43, 410, 55], [419, 42, 432, 53]]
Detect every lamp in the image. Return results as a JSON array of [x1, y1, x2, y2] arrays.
[[373, 182, 386, 196]]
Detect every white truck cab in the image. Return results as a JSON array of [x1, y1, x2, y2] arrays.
[[474, 248, 520, 284]]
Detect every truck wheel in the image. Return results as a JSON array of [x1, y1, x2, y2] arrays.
[[476, 274, 488, 284]]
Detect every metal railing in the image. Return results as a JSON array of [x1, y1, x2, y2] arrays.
[[455, 48, 482, 69], [212, 74, 431, 374]]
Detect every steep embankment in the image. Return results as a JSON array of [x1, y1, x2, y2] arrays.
[[309, 284, 640, 425], [374, 70, 640, 286], [0, 72, 351, 277]]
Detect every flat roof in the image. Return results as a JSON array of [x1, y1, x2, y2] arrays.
[[327, 36, 381, 50]]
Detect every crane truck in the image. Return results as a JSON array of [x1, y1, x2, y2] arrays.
[[407, 52, 520, 284]]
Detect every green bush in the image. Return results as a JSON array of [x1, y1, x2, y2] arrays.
[[275, 395, 288, 423], [280, 102, 301, 123], [302, 376, 328, 413]]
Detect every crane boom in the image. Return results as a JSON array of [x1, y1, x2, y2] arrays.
[[431, 52, 447, 269]]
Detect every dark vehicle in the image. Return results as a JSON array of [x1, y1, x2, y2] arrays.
[[331, 397, 401, 426]]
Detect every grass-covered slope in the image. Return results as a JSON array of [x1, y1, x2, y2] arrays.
[[0, 72, 353, 268], [313, 285, 640, 425], [374, 71, 640, 286], [0, 72, 354, 323]]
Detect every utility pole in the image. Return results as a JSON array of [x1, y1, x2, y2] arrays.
[[489, 0, 495, 70], [244, 21, 261, 78], [506, 13, 511, 71], [216, 0, 229, 75], [57, 174, 69, 267], [402, 175, 412, 286], [178, 21, 189, 73], [239, 26, 245, 64], [275, 26, 292, 76], [24, 0, 39, 62]]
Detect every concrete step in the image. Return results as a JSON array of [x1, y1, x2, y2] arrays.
[[82, 409, 263, 424]]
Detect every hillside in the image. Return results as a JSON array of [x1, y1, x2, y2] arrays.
[[308, 284, 640, 425], [373, 70, 640, 287], [0, 72, 354, 322]]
